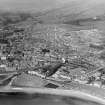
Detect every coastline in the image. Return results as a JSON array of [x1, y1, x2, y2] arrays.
[[0, 87, 105, 105]]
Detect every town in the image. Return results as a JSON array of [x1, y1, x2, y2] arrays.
[[0, 14, 105, 92]]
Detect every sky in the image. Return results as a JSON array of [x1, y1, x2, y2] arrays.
[[0, 0, 60, 12], [0, 0, 105, 12]]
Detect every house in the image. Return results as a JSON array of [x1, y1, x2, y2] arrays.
[[93, 71, 101, 80], [0, 43, 7, 50], [101, 85, 105, 89], [93, 81, 102, 88], [74, 79, 88, 84], [101, 75, 105, 80], [1, 56, 6, 60], [74, 75, 88, 84]]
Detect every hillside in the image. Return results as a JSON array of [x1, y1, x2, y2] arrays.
[[35, 0, 105, 27]]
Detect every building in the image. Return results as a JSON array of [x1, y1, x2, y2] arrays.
[[92, 81, 102, 88]]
